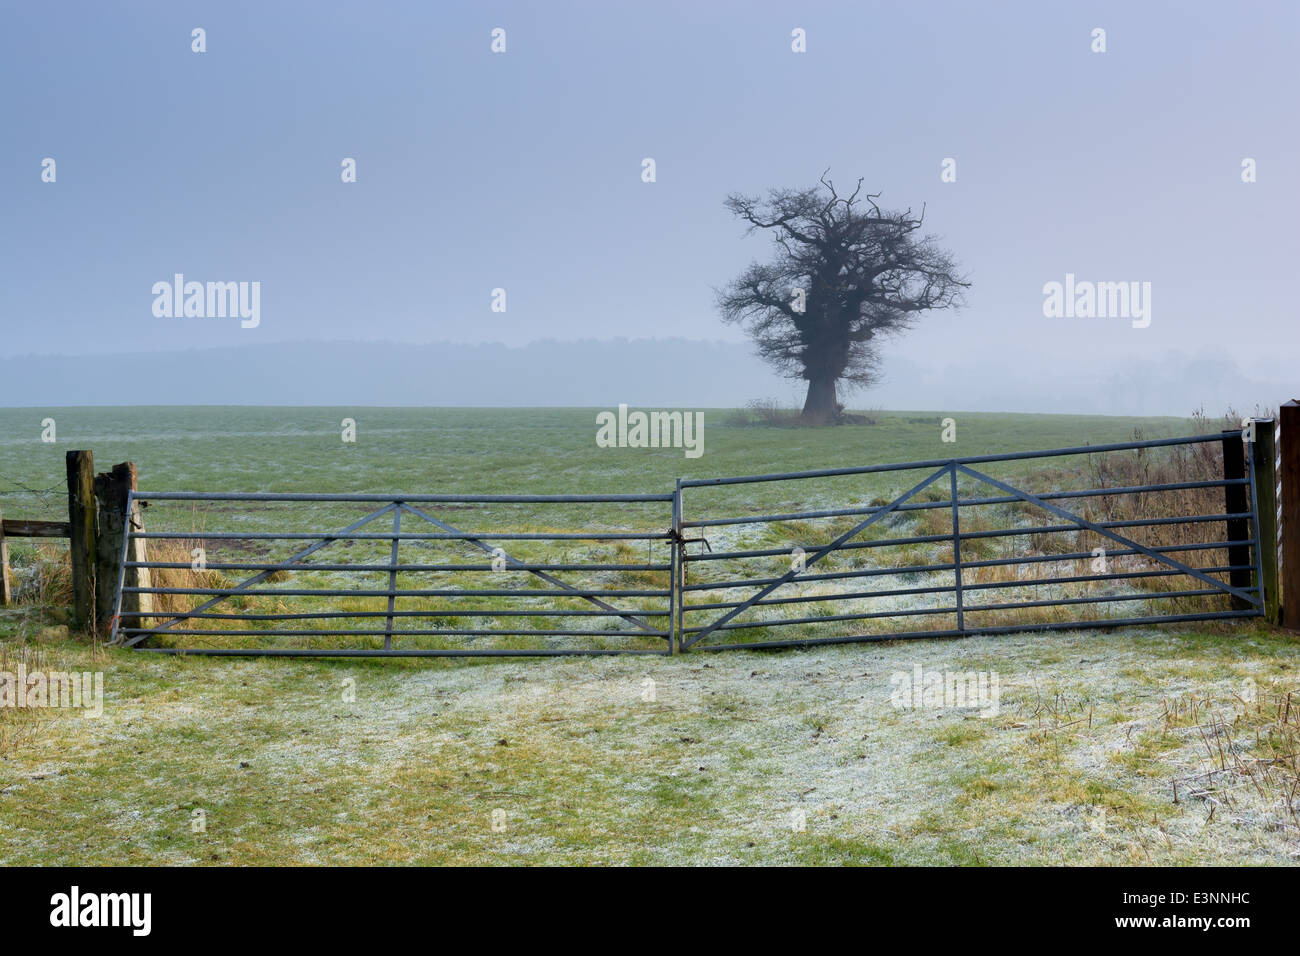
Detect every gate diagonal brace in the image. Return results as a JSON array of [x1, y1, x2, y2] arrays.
[[396, 502, 662, 637], [955, 464, 1261, 608], [115, 502, 401, 647], [682, 465, 950, 649]]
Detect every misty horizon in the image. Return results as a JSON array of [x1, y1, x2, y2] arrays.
[[0, 336, 1289, 417]]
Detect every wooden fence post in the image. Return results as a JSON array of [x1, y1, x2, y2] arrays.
[[1280, 401, 1300, 629], [1222, 430, 1251, 610], [66, 450, 96, 632], [94, 463, 127, 630], [1253, 419, 1280, 625], [0, 505, 10, 606], [94, 462, 151, 634]]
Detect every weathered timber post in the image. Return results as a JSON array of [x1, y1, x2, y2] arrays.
[[1252, 418, 1280, 625], [1280, 401, 1300, 629], [94, 463, 128, 630], [1222, 431, 1252, 610], [0, 505, 10, 605], [66, 450, 97, 632], [94, 462, 151, 636]]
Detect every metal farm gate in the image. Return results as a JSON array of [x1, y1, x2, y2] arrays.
[[111, 491, 677, 656], [110, 432, 1266, 656]]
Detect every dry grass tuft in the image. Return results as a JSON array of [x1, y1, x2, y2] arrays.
[[0, 633, 49, 758], [1080, 407, 1271, 586], [1172, 685, 1300, 836], [7, 541, 73, 607], [144, 539, 234, 616]]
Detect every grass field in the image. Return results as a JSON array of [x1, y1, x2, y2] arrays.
[[0, 406, 1205, 514], [1, 406, 1296, 864]]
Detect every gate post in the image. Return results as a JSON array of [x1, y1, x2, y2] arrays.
[[1252, 419, 1280, 625], [94, 462, 151, 635], [66, 450, 97, 633], [1280, 401, 1300, 629], [1221, 431, 1252, 610], [94, 461, 130, 632]]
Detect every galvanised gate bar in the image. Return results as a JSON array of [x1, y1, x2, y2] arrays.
[[109, 431, 1269, 657]]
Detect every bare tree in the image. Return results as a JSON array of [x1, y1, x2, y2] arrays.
[[718, 173, 969, 425]]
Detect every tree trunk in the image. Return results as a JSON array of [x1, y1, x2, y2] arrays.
[[801, 375, 838, 425]]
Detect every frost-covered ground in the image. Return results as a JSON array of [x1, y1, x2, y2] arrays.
[[2, 617, 1296, 865]]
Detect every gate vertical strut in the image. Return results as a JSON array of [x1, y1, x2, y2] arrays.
[[949, 463, 964, 634], [671, 479, 683, 654], [385, 506, 401, 649]]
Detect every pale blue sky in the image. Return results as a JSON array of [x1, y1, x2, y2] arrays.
[[2, 1, 1296, 388]]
